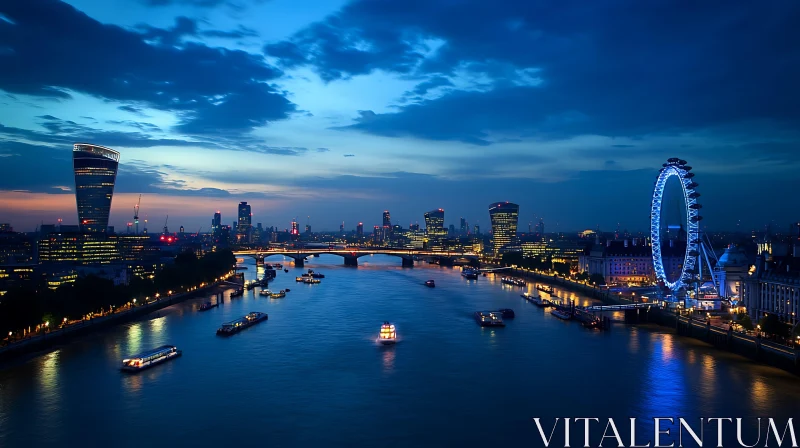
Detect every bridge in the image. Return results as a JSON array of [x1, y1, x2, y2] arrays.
[[234, 249, 479, 268], [582, 303, 652, 312]]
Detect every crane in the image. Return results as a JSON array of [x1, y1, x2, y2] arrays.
[[134, 194, 141, 235]]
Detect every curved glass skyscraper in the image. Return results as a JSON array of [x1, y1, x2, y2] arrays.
[[73, 143, 120, 233], [489, 202, 519, 257]]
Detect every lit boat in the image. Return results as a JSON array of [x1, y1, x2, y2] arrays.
[[474, 311, 505, 327], [501, 277, 525, 287], [295, 276, 305, 282], [425, 280, 435, 288], [270, 290, 286, 298], [536, 285, 555, 294], [230, 288, 244, 297], [379, 322, 397, 345], [550, 309, 572, 320], [216, 312, 268, 336], [461, 268, 479, 279], [121, 345, 181, 372], [199, 302, 218, 311], [259, 289, 272, 296], [303, 277, 321, 284], [522, 292, 550, 307]]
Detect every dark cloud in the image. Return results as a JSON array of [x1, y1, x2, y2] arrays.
[[202, 25, 259, 39], [272, 0, 800, 144], [0, 0, 295, 137], [137, 16, 198, 46], [252, 146, 309, 156], [106, 120, 161, 132], [315, 147, 330, 152], [406, 75, 453, 97], [117, 105, 148, 116]]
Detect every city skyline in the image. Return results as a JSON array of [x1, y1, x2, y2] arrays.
[[1, 0, 799, 232]]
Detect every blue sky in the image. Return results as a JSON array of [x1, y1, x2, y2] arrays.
[[1, 0, 799, 233]]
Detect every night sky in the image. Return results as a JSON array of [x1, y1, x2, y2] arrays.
[[1, 0, 798, 233]]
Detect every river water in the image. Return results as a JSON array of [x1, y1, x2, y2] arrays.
[[1, 255, 798, 447]]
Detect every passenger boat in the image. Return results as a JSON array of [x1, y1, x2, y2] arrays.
[[199, 302, 218, 312], [259, 289, 272, 296], [295, 276, 305, 282], [536, 285, 555, 294], [379, 322, 397, 345], [216, 312, 268, 336], [230, 288, 244, 297], [302, 278, 321, 284], [522, 292, 550, 307], [270, 290, 286, 298], [474, 311, 505, 327], [461, 268, 479, 279], [501, 277, 525, 287], [550, 309, 572, 320], [497, 308, 515, 319], [121, 345, 181, 372], [424, 280, 435, 288]]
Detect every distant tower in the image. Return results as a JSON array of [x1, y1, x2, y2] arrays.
[[424, 209, 446, 249], [382, 210, 391, 227], [237, 202, 252, 243], [489, 202, 519, 257], [356, 222, 364, 237], [460, 217, 467, 235], [73, 143, 119, 233], [291, 219, 299, 241]]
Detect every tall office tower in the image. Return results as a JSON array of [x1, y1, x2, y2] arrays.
[[460, 217, 466, 235], [489, 202, 520, 257], [383, 210, 391, 228], [340, 222, 345, 234], [290, 219, 299, 241], [424, 209, 446, 249], [448, 224, 455, 236], [474, 224, 480, 235], [373, 225, 381, 244], [212, 211, 222, 237], [73, 143, 119, 233], [237, 202, 252, 243], [356, 222, 364, 237]]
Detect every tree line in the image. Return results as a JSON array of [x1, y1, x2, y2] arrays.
[[0, 249, 236, 336], [500, 252, 606, 286]]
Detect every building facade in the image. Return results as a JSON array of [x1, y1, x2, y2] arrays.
[[424, 209, 446, 250], [237, 202, 252, 244], [489, 202, 519, 257], [73, 144, 119, 233], [743, 249, 800, 329]]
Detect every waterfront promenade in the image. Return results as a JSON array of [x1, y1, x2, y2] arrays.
[[0, 274, 238, 363]]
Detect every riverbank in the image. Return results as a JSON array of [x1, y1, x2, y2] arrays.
[[0, 279, 240, 365], [495, 266, 800, 374]]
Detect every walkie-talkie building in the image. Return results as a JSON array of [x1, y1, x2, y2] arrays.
[[489, 202, 519, 257], [73, 143, 120, 233]]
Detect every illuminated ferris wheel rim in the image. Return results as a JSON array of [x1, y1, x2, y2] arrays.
[[650, 158, 701, 291]]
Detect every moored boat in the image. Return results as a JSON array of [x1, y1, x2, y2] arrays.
[[522, 292, 551, 307], [302, 277, 321, 284], [230, 288, 244, 297], [270, 290, 286, 298], [379, 322, 397, 345], [199, 302, 218, 311], [216, 312, 268, 336], [259, 289, 272, 296], [501, 277, 525, 287], [461, 268, 479, 279], [121, 345, 181, 372], [424, 280, 435, 288], [497, 308, 515, 319], [550, 309, 572, 320], [474, 311, 505, 327], [536, 285, 555, 294]]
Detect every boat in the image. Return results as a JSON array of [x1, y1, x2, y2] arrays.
[[536, 285, 555, 294], [270, 290, 286, 298], [550, 309, 572, 320], [474, 311, 505, 327], [295, 276, 305, 282], [425, 280, 435, 288], [199, 302, 218, 312], [461, 268, 479, 279], [284, 269, 289, 273], [284, 288, 291, 292], [272, 263, 283, 268], [121, 345, 181, 372], [216, 312, 268, 336], [230, 288, 244, 297], [501, 277, 525, 287], [303, 278, 321, 284], [379, 322, 397, 345], [259, 289, 272, 296], [522, 292, 551, 307], [312, 272, 325, 278], [497, 308, 515, 319]]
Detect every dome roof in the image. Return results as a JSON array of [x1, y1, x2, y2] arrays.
[[718, 245, 748, 268]]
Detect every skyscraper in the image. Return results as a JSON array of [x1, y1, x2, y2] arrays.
[[73, 143, 119, 233], [357, 222, 364, 237], [212, 211, 222, 240], [290, 219, 299, 241], [489, 202, 520, 257], [382, 210, 391, 227], [237, 202, 251, 243], [424, 209, 446, 249], [460, 217, 466, 235]]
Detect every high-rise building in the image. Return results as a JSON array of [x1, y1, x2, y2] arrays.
[[340, 222, 345, 234], [237, 202, 252, 243], [489, 202, 520, 257], [356, 222, 364, 237], [290, 219, 299, 241], [448, 224, 456, 236], [73, 144, 119, 233], [212, 211, 221, 233], [383, 211, 391, 228], [424, 209, 446, 249], [474, 224, 480, 235], [460, 217, 466, 235]]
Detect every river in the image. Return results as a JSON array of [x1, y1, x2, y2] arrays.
[[1, 255, 798, 447]]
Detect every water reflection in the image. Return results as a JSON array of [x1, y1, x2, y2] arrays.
[[149, 315, 166, 337], [638, 331, 685, 418], [126, 324, 143, 357], [381, 347, 396, 372]]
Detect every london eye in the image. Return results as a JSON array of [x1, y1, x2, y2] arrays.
[[650, 158, 713, 293]]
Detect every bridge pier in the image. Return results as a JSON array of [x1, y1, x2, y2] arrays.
[[343, 255, 358, 267], [439, 257, 454, 267], [291, 256, 305, 268], [401, 256, 414, 268]]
